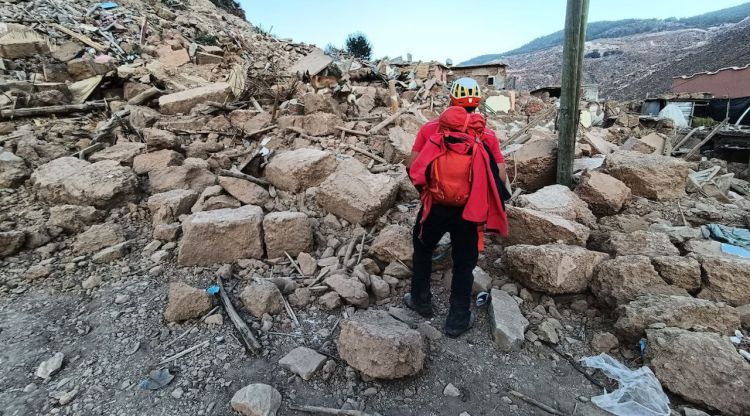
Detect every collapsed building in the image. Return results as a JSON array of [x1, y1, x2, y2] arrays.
[[0, 1, 749, 415]]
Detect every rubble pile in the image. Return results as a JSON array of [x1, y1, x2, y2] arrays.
[[1, 0, 749, 415]]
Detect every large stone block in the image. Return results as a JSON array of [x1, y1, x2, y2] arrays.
[[604, 150, 689, 200], [147, 189, 199, 225], [489, 289, 529, 351], [505, 139, 557, 191], [368, 225, 413, 266], [505, 206, 589, 246], [698, 257, 750, 306], [262, 211, 313, 259], [264, 149, 336, 192], [602, 231, 680, 258], [158, 82, 232, 115], [591, 255, 689, 306], [132, 149, 184, 175], [0, 150, 30, 188], [574, 171, 631, 216], [517, 184, 596, 226], [89, 142, 146, 166], [148, 165, 217, 193], [218, 176, 271, 206]]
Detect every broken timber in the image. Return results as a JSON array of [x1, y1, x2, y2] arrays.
[[1, 102, 107, 119], [681, 119, 729, 160], [216, 276, 261, 355]]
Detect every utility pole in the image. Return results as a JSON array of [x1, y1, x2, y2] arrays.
[[556, 0, 589, 186]]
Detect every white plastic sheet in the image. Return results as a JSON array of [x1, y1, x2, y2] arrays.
[[581, 354, 670, 416], [658, 104, 688, 128]]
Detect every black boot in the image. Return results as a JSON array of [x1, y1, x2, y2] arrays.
[[444, 307, 475, 338], [403, 293, 434, 318]]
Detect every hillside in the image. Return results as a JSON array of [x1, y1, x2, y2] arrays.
[[461, 1, 750, 66]]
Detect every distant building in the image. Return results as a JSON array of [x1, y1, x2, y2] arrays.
[[387, 57, 449, 83], [448, 63, 512, 90], [672, 64, 750, 99]]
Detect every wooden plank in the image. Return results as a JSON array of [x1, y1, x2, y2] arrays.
[[1, 101, 106, 119], [682, 119, 728, 160], [216, 276, 261, 355], [50, 23, 108, 52]]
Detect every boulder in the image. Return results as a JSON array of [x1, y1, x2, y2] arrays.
[[505, 139, 557, 191], [602, 231, 679, 258], [574, 171, 631, 216], [698, 257, 750, 306], [147, 189, 199, 225], [369, 225, 413, 266], [324, 274, 369, 307], [128, 105, 161, 130], [318, 291, 342, 310], [651, 256, 702, 292], [296, 252, 317, 276], [142, 128, 180, 151], [218, 176, 271, 206], [590, 332, 619, 353], [190, 185, 223, 213], [262, 211, 313, 259], [31, 157, 138, 208], [240, 279, 284, 318], [517, 184, 596, 226], [229, 110, 271, 132], [89, 142, 146, 166], [647, 328, 750, 415], [591, 255, 689, 306], [337, 310, 424, 379], [504, 244, 609, 294], [488, 289, 529, 351], [317, 158, 399, 225], [153, 223, 181, 241], [301, 112, 342, 136], [230, 383, 281, 416], [0, 150, 29, 188], [385, 126, 415, 164], [158, 82, 232, 115], [163, 282, 212, 322], [604, 150, 689, 200], [264, 149, 336, 192], [148, 165, 217, 193], [73, 223, 125, 254], [505, 206, 589, 246], [202, 195, 240, 211], [0, 230, 26, 257], [133, 149, 184, 175], [178, 205, 264, 266], [278, 347, 327, 380], [302, 92, 339, 114], [92, 241, 130, 263], [47, 205, 102, 233]]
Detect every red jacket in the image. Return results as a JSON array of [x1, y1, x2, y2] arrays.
[[410, 107, 509, 238]]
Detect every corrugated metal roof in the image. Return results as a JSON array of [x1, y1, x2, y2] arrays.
[[673, 62, 750, 80]]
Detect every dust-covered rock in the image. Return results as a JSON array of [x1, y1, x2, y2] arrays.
[[517, 184, 596, 226], [89, 142, 146, 166], [264, 148, 336, 192], [240, 278, 284, 318], [147, 189, 199, 225], [698, 257, 750, 306], [591, 255, 689, 306], [0, 230, 26, 257], [602, 231, 679, 258], [158, 82, 232, 115], [73, 223, 125, 254], [324, 274, 369, 307], [505, 139, 557, 191], [132, 149, 184, 175], [489, 289, 529, 351], [149, 164, 217, 194], [262, 211, 313, 259], [505, 206, 589, 246], [163, 282, 212, 322], [143, 128, 180, 151], [230, 383, 281, 416], [604, 150, 689, 200], [47, 205, 102, 233], [651, 256, 702, 292], [574, 171, 631, 216], [278, 346, 327, 380], [369, 224, 413, 266], [0, 150, 30, 188], [218, 176, 271, 206]]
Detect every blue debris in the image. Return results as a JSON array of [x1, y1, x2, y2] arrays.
[[206, 285, 220, 295], [99, 2, 119, 9], [638, 339, 647, 356], [139, 368, 174, 390], [720, 243, 750, 259]]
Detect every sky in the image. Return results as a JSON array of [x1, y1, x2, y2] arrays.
[[238, 0, 749, 63]]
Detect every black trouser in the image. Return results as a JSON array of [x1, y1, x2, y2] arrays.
[[411, 204, 479, 326]]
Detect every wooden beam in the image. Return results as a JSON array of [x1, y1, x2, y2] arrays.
[[1, 101, 106, 119], [335, 126, 370, 136], [682, 119, 728, 160], [218, 169, 270, 187], [50, 23, 108, 52]]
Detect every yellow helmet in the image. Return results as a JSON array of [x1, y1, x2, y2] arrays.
[[450, 77, 482, 107]]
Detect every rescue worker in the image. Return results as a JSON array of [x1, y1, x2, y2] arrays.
[[405, 77, 509, 337]]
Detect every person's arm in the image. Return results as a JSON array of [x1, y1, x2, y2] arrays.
[[497, 162, 508, 184]]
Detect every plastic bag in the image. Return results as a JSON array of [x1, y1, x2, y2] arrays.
[[581, 354, 670, 416]]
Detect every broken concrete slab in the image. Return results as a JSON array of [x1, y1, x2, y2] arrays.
[[604, 150, 690, 201], [278, 347, 327, 380], [517, 184, 596, 226], [505, 206, 590, 246], [488, 289, 529, 351], [574, 171, 631, 216], [178, 205, 264, 266], [591, 255, 689, 306], [504, 244, 609, 294], [337, 310, 424, 379], [697, 257, 750, 306], [262, 211, 313, 259], [317, 158, 399, 225], [158, 82, 232, 115], [264, 148, 337, 192]]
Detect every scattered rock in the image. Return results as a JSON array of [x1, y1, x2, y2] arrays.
[[591, 256, 689, 306], [324, 274, 369, 307], [302, 112, 342, 136], [318, 291, 342, 310], [505, 139, 557, 191], [737, 304, 750, 329], [337, 310, 424, 379], [0, 150, 30, 188], [263, 211, 313, 258], [24, 264, 51, 279], [537, 318, 561, 344], [517, 184, 596, 226], [147, 189, 200, 225], [218, 176, 271, 206], [651, 256, 702, 292], [443, 383, 461, 397], [574, 171, 631, 216], [278, 347, 327, 380], [296, 252, 317, 276], [603, 231, 679, 258], [153, 223, 182, 241], [264, 148, 337, 192], [697, 257, 750, 306], [164, 282, 212, 322], [133, 149, 184, 175], [369, 225, 413, 266], [92, 241, 131, 263], [143, 128, 180, 151], [472, 267, 492, 295], [159, 82, 232, 115], [488, 289, 529, 351], [149, 164, 217, 194], [505, 206, 590, 246], [504, 244, 608, 294], [230, 383, 281, 416], [47, 205, 102, 233], [0, 230, 26, 257], [36, 352, 64, 380], [604, 150, 689, 200], [81, 274, 102, 289], [240, 279, 284, 318], [73, 223, 125, 254], [590, 332, 619, 353], [89, 142, 146, 166]]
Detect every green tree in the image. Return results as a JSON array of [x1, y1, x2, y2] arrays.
[[345, 32, 373, 60]]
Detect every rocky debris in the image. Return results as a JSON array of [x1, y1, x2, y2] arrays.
[[89, 142, 146, 166], [31, 157, 138, 208], [301, 112, 342, 136], [517, 185, 596, 226], [92, 241, 131, 263], [218, 176, 271, 206], [504, 244, 609, 294], [604, 150, 689, 200], [574, 171, 631, 216], [647, 327, 750, 415], [443, 383, 461, 397], [36, 352, 64, 380], [47, 205, 102, 233], [73, 223, 125, 254], [0, 231, 25, 257], [278, 346, 327, 380], [591, 255, 689, 306], [264, 148, 337, 192], [163, 282, 212, 322], [154, 223, 182, 241], [615, 295, 740, 341], [81, 274, 102, 290], [25, 265, 51, 279], [129, 105, 162, 130], [296, 252, 317, 276], [324, 274, 369, 307], [132, 150, 184, 175], [537, 318, 562, 344], [369, 225, 413, 266], [602, 230, 679, 258], [651, 256, 702, 292], [489, 289, 529, 351], [505, 139, 557, 191], [472, 267, 493, 295], [240, 279, 284, 318], [178, 205, 264, 266], [337, 310, 424, 379], [158, 83, 232, 115], [0, 150, 30, 188], [505, 206, 590, 246], [385, 126, 415, 163], [230, 383, 281, 416], [147, 190, 199, 225], [698, 257, 750, 306], [318, 291, 342, 310], [738, 304, 750, 329], [142, 128, 180, 151], [262, 211, 313, 259], [149, 164, 217, 194], [590, 332, 619, 353], [317, 158, 399, 225]]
